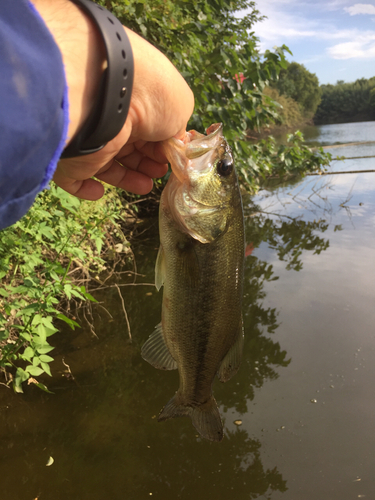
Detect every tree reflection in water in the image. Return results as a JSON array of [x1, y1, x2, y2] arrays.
[[219, 207, 330, 415]]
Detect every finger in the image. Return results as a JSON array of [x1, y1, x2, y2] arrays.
[[53, 176, 105, 200], [136, 157, 168, 179], [133, 141, 168, 164], [95, 162, 154, 194], [114, 154, 168, 179]]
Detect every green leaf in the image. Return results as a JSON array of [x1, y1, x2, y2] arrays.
[[41, 362, 52, 377], [39, 354, 54, 363], [32, 356, 41, 367], [22, 346, 35, 361], [94, 237, 103, 254], [41, 316, 58, 332], [82, 292, 98, 303], [36, 345, 55, 354], [32, 314, 43, 326], [70, 289, 85, 300], [56, 313, 80, 330], [64, 284, 72, 300], [18, 303, 40, 316], [26, 365, 44, 376], [36, 324, 48, 343], [34, 382, 54, 394], [14, 367, 29, 393], [0, 329, 9, 341]]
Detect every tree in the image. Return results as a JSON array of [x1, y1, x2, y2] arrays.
[[273, 61, 321, 118]]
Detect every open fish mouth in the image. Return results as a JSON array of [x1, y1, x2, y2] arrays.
[[185, 123, 224, 159]]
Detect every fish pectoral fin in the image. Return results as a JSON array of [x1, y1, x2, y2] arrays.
[[155, 245, 166, 291], [217, 319, 244, 383], [141, 323, 178, 370], [158, 394, 223, 442]]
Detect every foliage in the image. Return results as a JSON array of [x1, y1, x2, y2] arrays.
[[262, 87, 304, 127], [237, 131, 333, 190], [0, 185, 130, 392], [315, 77, 375, 124], [271, 61, 321, 118]]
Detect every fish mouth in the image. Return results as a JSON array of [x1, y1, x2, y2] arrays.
[[185, 123, 223, 160], [163, 124, 225, 183]]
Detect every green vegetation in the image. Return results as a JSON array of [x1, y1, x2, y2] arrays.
[[263, 87, 305, 128], [0, 0, 333, 392], [272, 61, 321, 119], [315, 77, 375, 124], [0, 186, 133, 392]]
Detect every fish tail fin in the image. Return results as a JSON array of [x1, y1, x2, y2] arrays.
[[191, 397, 223, 442], [158, 394, 223, 442]]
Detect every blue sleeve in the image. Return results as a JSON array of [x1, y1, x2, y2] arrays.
[[0, 0, 69, 230]]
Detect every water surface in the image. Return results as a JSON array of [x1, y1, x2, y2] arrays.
[[1, 121, 375, 499]]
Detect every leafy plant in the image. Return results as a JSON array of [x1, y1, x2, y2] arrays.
[[0, 185, 130, 392], [271, 61, 322, 118]]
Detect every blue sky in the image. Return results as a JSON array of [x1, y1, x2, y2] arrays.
[[251, 0, 375, 85]]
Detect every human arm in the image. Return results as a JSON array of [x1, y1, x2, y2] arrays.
[[0, 0, 194, 229], [32, 0, 195, 200]]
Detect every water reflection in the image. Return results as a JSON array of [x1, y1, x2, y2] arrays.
[[0, 202, 333, 500], [247, 209, 329, 271]]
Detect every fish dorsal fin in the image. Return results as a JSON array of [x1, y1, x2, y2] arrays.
[[141, 323, 178, 370], [217, 319, 244, 383], [155, 245, 166, 291]]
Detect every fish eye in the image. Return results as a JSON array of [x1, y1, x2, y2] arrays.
[[216, 158, 233, 177]]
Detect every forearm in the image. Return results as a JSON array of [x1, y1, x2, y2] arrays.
[[31, 0, 106, 146]]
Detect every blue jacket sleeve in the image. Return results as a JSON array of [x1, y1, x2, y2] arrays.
[[0, 0, 69, 230]]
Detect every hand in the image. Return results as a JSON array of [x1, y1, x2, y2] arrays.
[[32, 0, 194, 200]]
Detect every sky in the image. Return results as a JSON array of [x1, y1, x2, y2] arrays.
[[249, 0, 375, 85]]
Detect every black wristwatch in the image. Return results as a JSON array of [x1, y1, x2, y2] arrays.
[[60, 0, 134, 158]]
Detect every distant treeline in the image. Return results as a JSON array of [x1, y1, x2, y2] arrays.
[[266, 63, 375, 128], [314, 78, 375, 125]]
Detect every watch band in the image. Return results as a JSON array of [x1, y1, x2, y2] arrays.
[[61, 0, 134, 158]]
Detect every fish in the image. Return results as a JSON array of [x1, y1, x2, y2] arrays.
[[141, 123, 245, 442]]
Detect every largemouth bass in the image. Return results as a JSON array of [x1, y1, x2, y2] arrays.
[[141, 123, 245, 442]]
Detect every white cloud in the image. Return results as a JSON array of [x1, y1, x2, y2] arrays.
[[328, 34, 375, 58], [344, 3, 375, 15]]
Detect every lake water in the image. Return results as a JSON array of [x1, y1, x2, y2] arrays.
[[1, 121, 375, 500]]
